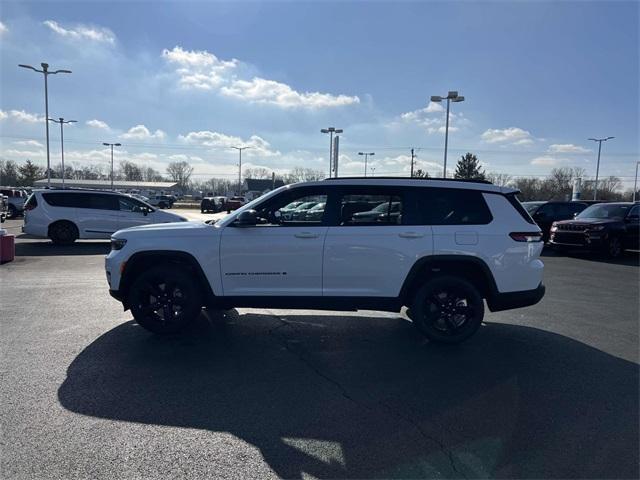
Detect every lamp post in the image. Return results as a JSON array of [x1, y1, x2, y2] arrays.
[[321, 127, 343, 178], [48, 117, 76, 187], [588, 136, 614, 200], [18, 63, 72, 187], [232, 146, 252, 195], [633, 161, 640, 202], [102, 142, 122, 190], [358, 152, 375, 177], [430, 91, 465, 178]]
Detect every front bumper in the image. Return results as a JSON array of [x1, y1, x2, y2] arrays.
[[549, 230, 608, 249], [487, 283, 545, 312]]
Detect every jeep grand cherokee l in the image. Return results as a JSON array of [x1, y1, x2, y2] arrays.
[[106, 178, 545, 344]]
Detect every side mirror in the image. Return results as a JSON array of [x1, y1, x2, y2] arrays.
[[234, 209, 258, 227]]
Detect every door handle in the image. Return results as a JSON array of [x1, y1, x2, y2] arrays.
[[398, 232, 424, 238], [294, 232, 319, 239]]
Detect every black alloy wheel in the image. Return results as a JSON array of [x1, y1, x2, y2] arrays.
[[129, 266, 203, 334], [411, 276, 484, 344]]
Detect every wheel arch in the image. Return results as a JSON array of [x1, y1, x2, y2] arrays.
[[47, 219, 79, 237], [399, 255, 499, 305], [120, 250, 214, 308]]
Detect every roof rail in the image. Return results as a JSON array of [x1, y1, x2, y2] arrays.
[[325, 176, 493, 185]]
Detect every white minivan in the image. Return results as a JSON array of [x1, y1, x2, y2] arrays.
[[23, 189, 187, 244]]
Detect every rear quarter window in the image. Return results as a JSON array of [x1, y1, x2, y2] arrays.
[[42, 192, 87, 208], [407, 187, 493, 225]]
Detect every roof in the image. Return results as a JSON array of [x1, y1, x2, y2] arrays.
[[244, 178, 285, 191], [316, 177, 516, 194], [33, 179, 178, 189]]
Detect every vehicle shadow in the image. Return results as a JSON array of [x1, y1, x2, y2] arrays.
[[541, 247, 640, 266], [58, 313, 639, 479], [15, 241, 110, 256]]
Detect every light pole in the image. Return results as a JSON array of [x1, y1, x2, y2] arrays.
[[102, 142, 122, 190], [358, 152, 375, 177], [232, 146, 252, 195], [633, 161, 640, 202], [321, 127, 343, 178], [430, 91, 465, 178], [19, 63, 72, 187], [48, 117, 76, 187], [588, 136, 614, 200]]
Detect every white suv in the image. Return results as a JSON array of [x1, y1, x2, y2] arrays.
[[106, 178, 545, 344], [23, 189, 187, 244]]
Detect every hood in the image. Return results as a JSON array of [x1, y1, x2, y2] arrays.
[[555, 218, 620, 226], [113, 220, 216, 239], [152, 209, 188, 222]]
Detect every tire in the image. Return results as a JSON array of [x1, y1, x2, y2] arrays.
[[8, 204, 17, 219], [49, 221, 78, 245], [604, 235, 622, 259], [129, 265, 203, 334], [201, 209, 206, 214], [159, 202, 166, 209], [410, 275, 484, 344]]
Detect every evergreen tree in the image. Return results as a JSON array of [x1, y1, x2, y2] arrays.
[[17, 160, 44, 186], [454, 153, 485, 180]]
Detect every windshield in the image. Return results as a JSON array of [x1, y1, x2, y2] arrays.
[[523, 202, 545, 214], [576, 204, 630, 220]]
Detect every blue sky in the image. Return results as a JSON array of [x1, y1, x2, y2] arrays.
[[0, 1, 638, 186]]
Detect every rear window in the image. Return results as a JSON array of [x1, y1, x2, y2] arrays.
[[408, 188, 493, 225]]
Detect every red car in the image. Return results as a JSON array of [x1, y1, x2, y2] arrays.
[[224, 196, 246, 213]]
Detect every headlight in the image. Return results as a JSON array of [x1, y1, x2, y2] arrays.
[[111, 238, 127, 250], [550, 224, 558, 232], [588, 225, 605, 231]]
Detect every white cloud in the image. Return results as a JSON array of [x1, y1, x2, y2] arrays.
[[179, 130, 280, 157], [0, 21, 7, 35], [14, 140, 43, 148], [221, 77, 360, 109], [162, 46, 359, 109], [425, 101, 444, 113], [400, 103, 467, 135], [120, 124, 166, 140], [482, 127, 534, 145], [0, 109, 45, 123], [530, 155, 569, 167], [43, 20, 115, 44], [86, 119, 110, 130], [547, 143, 590, 154]]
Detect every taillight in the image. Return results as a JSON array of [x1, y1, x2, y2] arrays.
[[510, 232, 543, 242]]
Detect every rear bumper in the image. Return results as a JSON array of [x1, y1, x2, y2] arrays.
[[488, 283, 545, 312]]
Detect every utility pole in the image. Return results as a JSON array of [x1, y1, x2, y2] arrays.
[[102, 142, 122, 190], [232, 146, 252, 195], [588, 136, 614, 200], [321, 127, 343, 178], [48, 117, 77, 187], [633, 161, 640, 202], [19, 63, 72, 187]]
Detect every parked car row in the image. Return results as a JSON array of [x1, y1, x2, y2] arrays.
[[0, 187, 28, 218], [22, 189, 186, 244]]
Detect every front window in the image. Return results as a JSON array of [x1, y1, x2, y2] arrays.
[[523, 202, 544, 214], [252, 189, 328, 226], [576, 204, 631, 220]]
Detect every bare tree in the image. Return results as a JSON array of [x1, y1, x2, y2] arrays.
[[283, 167, 325, 184], [120, 161, 143, 181], [142, 166, 163, 182], [166, 161, 194, 190], [486, 172, 513, 187], [243, 167, 272, 179]]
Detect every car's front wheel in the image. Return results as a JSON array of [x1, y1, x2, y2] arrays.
[[410, 275, 484, 344], [129, 266, 203, 334], [604, 235, 622, 258]]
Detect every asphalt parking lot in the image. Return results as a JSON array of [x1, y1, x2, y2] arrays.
[[1, 213, 638, 479]]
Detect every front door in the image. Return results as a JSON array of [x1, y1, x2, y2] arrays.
[[114, 196, 153, 229], [220, 187, 330, 296], [74, 193, 120, 238]]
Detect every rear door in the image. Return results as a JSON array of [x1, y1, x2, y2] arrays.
[[624, 205, 640, 249], [74, 193, 120, 238], [322, 186, 432, 297]]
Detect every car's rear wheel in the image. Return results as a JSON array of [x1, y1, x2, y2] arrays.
[[129, 266, 203, 334], [158, 202, 166, 209], [49, 221, 78, 245], [8, 204, 17, 218], [411, 275, 484, 344]]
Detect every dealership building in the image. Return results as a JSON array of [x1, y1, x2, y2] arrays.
[[32, 179, 178, 192]]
